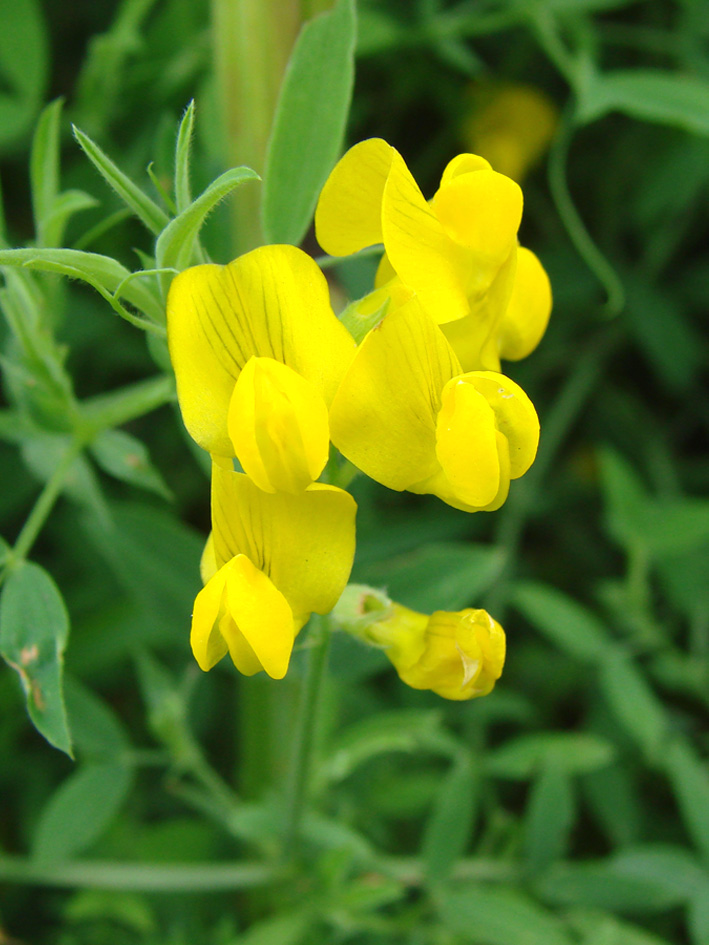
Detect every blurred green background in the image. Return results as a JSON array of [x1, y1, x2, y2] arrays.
[[1, 0, 708, 943]]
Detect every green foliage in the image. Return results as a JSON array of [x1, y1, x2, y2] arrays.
[[1, 0, 708, 943]]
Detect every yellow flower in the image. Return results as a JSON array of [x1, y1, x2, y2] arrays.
[[191, 462, 356, 679], [314, 138, 551, 371], [329, 299, 539, 512], [463, 83, 558, 183], [342, 588, 505, 701], [167, 244, 354, 490]]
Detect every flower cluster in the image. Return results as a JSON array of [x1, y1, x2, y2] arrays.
[[167, 138, 551, 699]]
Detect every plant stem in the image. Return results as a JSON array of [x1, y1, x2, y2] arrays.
[[283, 614, 332, 861], [0, 854, 276, 892], [210, 0, 301, 254], [8, 440, 83, 568]]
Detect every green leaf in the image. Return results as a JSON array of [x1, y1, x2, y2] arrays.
[[438, 884, 574, 945], [32, 762, 133, 861], [513, 581, 610, 664], [233, 911, 313, 945], [174, 100, 195, 214], [599, 650, 667, 761], [72, 124, 170, 235], [689, 880, 709, 945], [41, 190, 99, 250], [578, 70, 709, 137], [80, 375, 175, 433], [355, 542, 504, 613], [155, 165, 258, 277], [538, 861, 683, 914], [90, 428, 171, 499], [422, 750, 478, 883], [321, 709, 457, 785], [262, 0, 356, 245], [597, 449, 648, 552], [610, 845, 707, 903], [0, 561, 72, 755], [64, 676, 130, 761], [486, 733, 615, 780], [0, 0, 48, 147], [30, 98, 63, 244], [664, 738, 709, 862], [524, 762, 576, 875], [0, 247, 164, 323]]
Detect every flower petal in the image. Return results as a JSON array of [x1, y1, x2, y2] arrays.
[[221, 554, 295, 680], [315, 138, 394, 256], [435, 377, 501, 508], [439, 153, 492, 186], [191, 566, 229, 671], [431, 169, 522, 274], [498, 246, 552, 361], [382, 152, 472, 324], [167, 245, 354, 455], [463, 371, 539, 478], [211, 465, 357, 625], [228, 357, 330, 493], [329, 300, 461, 491]]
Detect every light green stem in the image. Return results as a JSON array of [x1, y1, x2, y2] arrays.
[[0, 854, 276, 892], [283, 613, 332, 860], [210, 0, 302, 254], [7, 440, 83, 570]]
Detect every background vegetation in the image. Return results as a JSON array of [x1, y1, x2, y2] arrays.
[[1, 0, 708, 943]]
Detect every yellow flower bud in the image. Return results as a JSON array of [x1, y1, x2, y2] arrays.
[[228, 356, 330, 493], [363, 602, 506, 700]]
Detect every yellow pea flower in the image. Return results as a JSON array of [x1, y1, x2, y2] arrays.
[[315, 138, 551, 371], [329, 299, 539, 512], [191, 462, 357, 679], [316, 138, 521, 328], [167, 244, 355, 489], [335, 586, 505, 701]]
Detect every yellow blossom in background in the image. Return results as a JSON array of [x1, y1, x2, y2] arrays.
[[463, 83, 558, 183], [336, 587, 505, 700], [167, 244, 354, 489], [329, 299, 539, 512], [191, 462, 357, 679], [315, 138, 551, 371]]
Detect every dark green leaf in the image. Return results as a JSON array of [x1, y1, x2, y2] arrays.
[[0, 0, 48, 146], [513, 581, 610, 664], [487, 733, 615, 779], [664, 738, 709, 862], [600, 650, 667, 761], [0, 562, 72, 755], [524, 762, 576, 875]]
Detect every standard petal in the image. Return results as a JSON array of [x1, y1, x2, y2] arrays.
[[221, 555, 295, 680], [211, 466, 357, 624], [329, 300, 462, 491], [228, 357, 330, 493], [167, 245, 354, 455], [463, 371, 539, 478], [431, 170, 523, 276], [435, 377, 501, 508], [191, 566, 229, 671], [498, 246, 552, 361], [382, 151, 472, 325], [315, 138, 395, 256]]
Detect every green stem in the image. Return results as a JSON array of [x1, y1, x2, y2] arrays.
[[8, 440, 83, 568], [548, 112, 625, 318], [283, 613, 332, 861], [0, 854, 276, 892]]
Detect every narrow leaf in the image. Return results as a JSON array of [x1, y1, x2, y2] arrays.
[[0, 562, 72, 755], [32, 763, 133, 861], [422, 750, 478, 883], [664, 738, 709, 862], [600, 650, 668, 762], [90, 429, 171, 499], [578, 70, 709, 137], [524, 761, 576, 876], [155, 165, 258, 276], [174, 100, 195, 214], [73, 125, 169, 235], [30, 98, 63, 244], [262, 0, 356, 245], [486, 733, 615, 780], [513, 581, 610, 664]]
